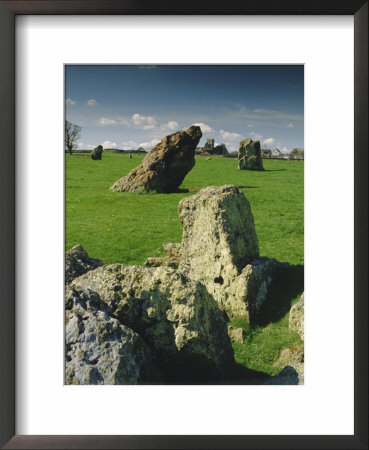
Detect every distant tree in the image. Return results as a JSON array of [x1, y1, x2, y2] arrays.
[[137, 146, 145, 152], [290, 148, 304, 157], [65, 120, 82, 154]]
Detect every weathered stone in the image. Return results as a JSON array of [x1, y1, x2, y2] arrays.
[[110, 126, 202, 193], [226, 258, 279, 321], [68, 263, 235, 382], [289, 293, 304, 340], [144, 256, 179, 269], [65, 287, 160, 384], [162, 242, 181, 257], [262, 365, 302, 385], [178, 185, 273, 320], [271, 346, 304, 385], [65, 244, 103, 285], [228, 326, 244, 343], [238, 138, 264, 171], [91, 144, 103, 160]]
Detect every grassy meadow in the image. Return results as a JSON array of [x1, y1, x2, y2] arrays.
[[66, 151, 304, 377]]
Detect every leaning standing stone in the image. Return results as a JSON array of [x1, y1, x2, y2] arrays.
[[110, 126, 202, 193], [238, 138, 264, 170]]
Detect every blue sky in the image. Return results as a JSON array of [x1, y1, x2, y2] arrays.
[[65, 65, 304, 153]]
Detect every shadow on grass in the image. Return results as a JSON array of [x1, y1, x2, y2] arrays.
[[253, 264, 304, 327], [264, 168, 287, 172], [237, 185, 260, 189], [168, 364, 270, 385]]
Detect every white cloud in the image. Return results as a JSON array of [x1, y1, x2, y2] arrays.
[[86, 98, 98, 106], [250, 132, 263, 141], [132, 113, 157, 130], [121, 140, 139, 150], [220, 129, 241, 141], [263, 137, 275, 146], [247, 123, 254, 128], [281, 147, 289, 153], [66, 98, 76, 105], [138, 139, 161, 150], [160, 121, 179, 131], [99, 117, 130, 126], [285, 122, 294, 128], [101, 140, 117, 148], [225, 142, 237, 152], [192, 122, 213, 133], [99, 117, 118, 126]]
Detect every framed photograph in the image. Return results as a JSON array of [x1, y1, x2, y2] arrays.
[[0, 1, 367, 449]]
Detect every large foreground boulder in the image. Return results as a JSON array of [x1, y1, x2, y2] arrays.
[[91, 145, 103, 160], [110, 126, 202, 193], [65, 244, 103, 285], [238, 138, 264, 170], [67, 263, 235, 382], [178, 185, 277, 320], [65, 285, 160, 384]]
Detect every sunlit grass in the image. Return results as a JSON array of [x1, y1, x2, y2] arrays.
[[66, 151, 304, 377]]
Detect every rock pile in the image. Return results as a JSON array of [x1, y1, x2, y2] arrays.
[[66, 263, 234, 384], [110, 126, 202, 193], [238, 138, 264, 171], [66, 184, 288, 384], [91, 145, 103, 160]]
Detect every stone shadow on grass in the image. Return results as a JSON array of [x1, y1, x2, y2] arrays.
[[253, 264, 304, 327]]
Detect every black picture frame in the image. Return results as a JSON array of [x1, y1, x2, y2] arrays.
[[0, 1, 367, 449]]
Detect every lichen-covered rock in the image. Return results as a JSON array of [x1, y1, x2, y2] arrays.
[[68, 264, 235, 382], [91, 144, 103, 160], [238, 138, 264, 171], [226, 258, 279, 320], [289, 293, 304, 340], [228, 326, 244, 343], [65, 245, 103, 285], [162, 242, 181, 257], [110, 126, 202, 193], [144, 256, 179, 269], [178, 185, 274, 320], [65, 286, 160, 384], [271, 346, 304, 385]]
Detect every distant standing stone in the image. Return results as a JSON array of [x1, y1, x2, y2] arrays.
[[238, 138, 264, 171], [110, 126, 202, 193], [91, 145, 103, 160]]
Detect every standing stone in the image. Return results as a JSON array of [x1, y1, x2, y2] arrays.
[[238, 138, 264, 170], [91, 145, 103, 160], [110, 126, 202, 193], [178, 185, 267, 320]]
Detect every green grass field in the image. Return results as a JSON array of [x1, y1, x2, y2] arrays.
[[66, 151, 304, 377]]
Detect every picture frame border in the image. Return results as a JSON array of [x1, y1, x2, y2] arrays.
[[0, 1, 367, 448]]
